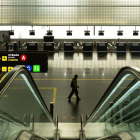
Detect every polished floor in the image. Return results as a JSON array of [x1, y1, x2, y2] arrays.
[[0, 49, 139, 139], [31, 50, 140, 122]]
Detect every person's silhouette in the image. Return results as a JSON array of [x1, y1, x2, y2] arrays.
[[68, 75, 81, 102]]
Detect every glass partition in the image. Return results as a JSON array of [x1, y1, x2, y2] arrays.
[[83, 69, 140, 138], [0, 70, 56, 139]]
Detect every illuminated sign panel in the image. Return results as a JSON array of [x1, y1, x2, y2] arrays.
[[26, 65, 32, 72], [0, 52, 48, 73], [20, 54, 27, 61], [8, 67, 13, 72], [2, 56, 7, 61], [2, 66, 7, 72], [33, 65, 40, 72]]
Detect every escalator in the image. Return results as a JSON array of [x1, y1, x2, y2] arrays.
[[9, 130, 48, 140], [0, 65, 58, 140], [82, 66, 140, 140], [0, 66, 140, 139]]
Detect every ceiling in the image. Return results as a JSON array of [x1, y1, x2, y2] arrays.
[[0, 0, 140, 26]]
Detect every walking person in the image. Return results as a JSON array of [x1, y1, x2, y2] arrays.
[[68, 75, 81, 102]]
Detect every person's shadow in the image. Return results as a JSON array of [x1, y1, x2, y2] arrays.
[[68, 99, 80, 118]]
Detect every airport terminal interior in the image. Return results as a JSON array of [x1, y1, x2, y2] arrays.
[[1, 0, 140, 140]]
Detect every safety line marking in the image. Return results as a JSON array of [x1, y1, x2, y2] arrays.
[[9, 87, 56, 89], [15, 78, 113, 81], [3, 95, 8, 98], [15, 78, 133, 81], [8, 87, 57, 105], [39, 87, 56, 89], [53, 88, 57, 106]]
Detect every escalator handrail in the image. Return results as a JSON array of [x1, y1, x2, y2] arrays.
[[83, 66, 140, 127], [0, 109, 27, 127], [0, 65, 56, 127], [16, 130, 48, 140], [96, 131, 136, 140]]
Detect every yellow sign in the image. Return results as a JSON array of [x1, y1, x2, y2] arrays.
[[8, 59, 18, 61], [8, 67, 13, 72], [2, 67, 7, 72], [2, 56, 7, 61]]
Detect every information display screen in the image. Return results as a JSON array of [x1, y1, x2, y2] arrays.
[[9, 43, 15, 46], [65, 43, 73, 46], [132, 43, 140, 46], [0, 63, 47, 73], [84, 43, 92, 46], [44, 36, 54, 42], [0, 51, 48, 73], [117, 43, 124, 46], [98, 43, 106, 46], [45, 43, 53, 46], [28, 43, 36, 46]]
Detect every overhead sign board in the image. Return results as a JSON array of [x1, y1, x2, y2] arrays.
[[0, 51, 48, 73]]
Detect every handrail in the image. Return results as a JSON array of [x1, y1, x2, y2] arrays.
[[83, 66, 140, 127], [16, 130, 48, 140], [81, 113, 83, 131], [1, 42, 6, 47], [0, 65, 56, 127], [0, 109, 26, 127], [55, 114, 58, 131], [96, 131, 135, 140]]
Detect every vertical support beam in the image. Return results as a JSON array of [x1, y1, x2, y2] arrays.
[[115, 105, 120, 125], [54, 114, 60, 140], [86, 113, 89, 121], [110, 102, 114, 125], [94, 26, 95, 36], [80, 114, 86, 140], [50, 102, 54, 118]]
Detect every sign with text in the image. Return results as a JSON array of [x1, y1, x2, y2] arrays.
[[0, 51, 48, 73]]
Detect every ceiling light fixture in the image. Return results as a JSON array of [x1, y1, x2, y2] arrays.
[[29, 25, 35, 35], [84, 26, 90, 36], [133, 26, 139, 36], [67, 26, 72, 36], [117, 26, 123, 36], [47, 26, 53, 35], [9, 26, 14, 35], [99, 26, 104, 36]]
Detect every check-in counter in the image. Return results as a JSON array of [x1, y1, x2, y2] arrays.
[[27, 42, 38, 50], [97, 42, 107, 52], [83, 42, 93, 52], [44, 42, 54, 52], [116, 42, 126, 53], [6, 42, 17, 51], [130, 42, 140, 52], [64, 42, 74, 52]]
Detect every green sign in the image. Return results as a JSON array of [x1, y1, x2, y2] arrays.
[[33, 65, 40, 72]]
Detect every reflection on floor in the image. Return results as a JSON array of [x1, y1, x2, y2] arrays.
[[48, 50, 140, 69], [32, 50, 140, 122]]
